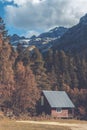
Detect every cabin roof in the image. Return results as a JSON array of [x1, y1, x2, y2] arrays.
[[42, 91, 75, 108]]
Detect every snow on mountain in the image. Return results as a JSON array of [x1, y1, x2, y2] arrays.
[[38, 27, 68, 38], [10, 26, 68, 52]]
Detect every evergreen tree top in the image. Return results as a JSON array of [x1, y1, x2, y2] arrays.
[[0, 16, 8, 41]]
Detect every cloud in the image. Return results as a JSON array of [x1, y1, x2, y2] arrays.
[[4, 0, 87, 32], [2, 0, 42, 5], [0, 0, 13, 3], [0, 0, 12, 2]]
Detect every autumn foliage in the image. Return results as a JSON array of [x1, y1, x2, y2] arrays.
[[12, 61, 40, 115], [0, 18, 40, 115], [0, 17, 87, 119]]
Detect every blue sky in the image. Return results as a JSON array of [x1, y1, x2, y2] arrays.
[[0, 0, 87, 37], [0, 1, 27, 36]]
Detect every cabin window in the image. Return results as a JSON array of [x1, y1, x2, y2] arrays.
[[41, 96, 44, 106], [56, 108, 62, 113]]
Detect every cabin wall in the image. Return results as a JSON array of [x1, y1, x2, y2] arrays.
[[51, 108, 68, 118], [51, 108, 74, 118]]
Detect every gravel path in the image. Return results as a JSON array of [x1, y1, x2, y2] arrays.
[[71, 124, 87, 130], [16, 120, 87, 130]]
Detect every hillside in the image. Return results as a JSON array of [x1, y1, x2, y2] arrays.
[[53, 14, 87, 56]]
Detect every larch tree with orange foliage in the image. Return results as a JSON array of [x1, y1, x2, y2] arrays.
[[0, 17, 15, 108], [12, 61, 40, 115]]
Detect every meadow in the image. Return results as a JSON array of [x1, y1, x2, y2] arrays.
[[0, 117, 87, 130], [0, 118, 70, 130]]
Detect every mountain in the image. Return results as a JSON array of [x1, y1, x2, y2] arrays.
[[10, 13, 87, 55], [53, 13, 87, 55], [10, 26, 68, 52], [10, 34, 26, 42], [80, 13, 87, 25], [38, 27, 68, 38], [10, 34, 30, 49]]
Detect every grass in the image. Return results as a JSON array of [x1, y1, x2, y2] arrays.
[[0, 117, 87, 130], [0, 118, 71, 130]]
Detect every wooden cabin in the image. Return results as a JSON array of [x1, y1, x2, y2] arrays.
[[40, 91, 75, 118]]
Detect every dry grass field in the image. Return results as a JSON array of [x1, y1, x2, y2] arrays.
[[0, 119, 70, 130], [0, 117, 87, 130], [0, 118, 70, 130]]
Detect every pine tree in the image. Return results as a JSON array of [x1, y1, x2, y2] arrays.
[[45, 49, 53, 72], [31, 48, 50, 90], [16, 45, 30, 66], [12, 62, 40, 115], [0, 17, 8, 41], [0, 17, 15, 108]]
